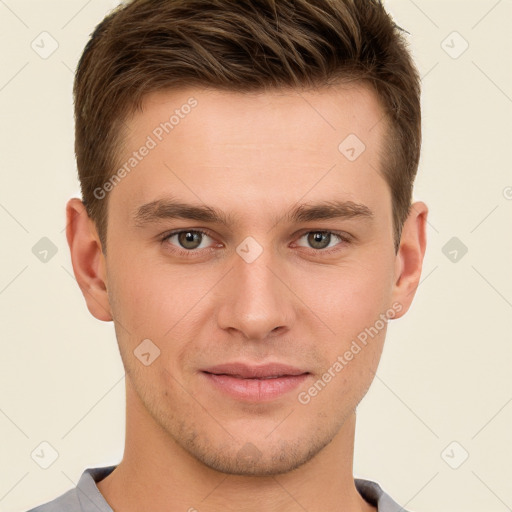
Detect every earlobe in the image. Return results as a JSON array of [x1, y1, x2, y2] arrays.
[[65, 198, 113, 322], [391, 201, 428, 319]]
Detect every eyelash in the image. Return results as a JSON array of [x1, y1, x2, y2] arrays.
[[160, 229, 352, 258]]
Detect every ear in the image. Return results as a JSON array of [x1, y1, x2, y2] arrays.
[[390, 201, 428, 319], [65, 198, 113, 322]]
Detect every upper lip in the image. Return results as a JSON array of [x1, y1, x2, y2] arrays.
[[201, 362, 308, 379]]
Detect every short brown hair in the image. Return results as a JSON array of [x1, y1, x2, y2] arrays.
[[74, 0, 421, 254]]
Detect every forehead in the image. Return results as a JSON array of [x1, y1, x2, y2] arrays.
[[134, 83, 384, 149], [110, 84, 389, 225]]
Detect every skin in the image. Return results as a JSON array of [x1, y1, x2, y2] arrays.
[[66, 84, 427, 512]]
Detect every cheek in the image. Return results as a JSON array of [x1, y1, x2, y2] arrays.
[[106, 253, 211, 355], [106, 251, 168, 336], [300, 260, 394, 336]]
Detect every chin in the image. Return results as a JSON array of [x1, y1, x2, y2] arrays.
[[180, 432, 334, 477]]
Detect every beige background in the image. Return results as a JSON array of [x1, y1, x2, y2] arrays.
[[1, 1, 511, 511]]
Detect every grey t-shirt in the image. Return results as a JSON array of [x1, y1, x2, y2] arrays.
[[26, 465, 410, 512]]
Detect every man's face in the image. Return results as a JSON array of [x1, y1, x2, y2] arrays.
[[102, 85, 407, 475]]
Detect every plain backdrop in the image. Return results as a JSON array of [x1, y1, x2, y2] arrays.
[[0, 1, 511, 511]]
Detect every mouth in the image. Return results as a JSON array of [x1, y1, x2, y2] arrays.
[[202, 362, 308, 378], [206, 374, 292, 379], [200, 362, 310, 401]]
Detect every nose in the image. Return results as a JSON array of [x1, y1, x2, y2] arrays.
[[216, 245, 295, 341]]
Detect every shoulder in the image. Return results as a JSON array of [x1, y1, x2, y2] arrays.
[[355, 478, 412, 512], [25, 465, 117, 512], [25, 487, 80, 512]]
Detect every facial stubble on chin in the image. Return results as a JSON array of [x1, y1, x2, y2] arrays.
[[138, 381, 357, 477]]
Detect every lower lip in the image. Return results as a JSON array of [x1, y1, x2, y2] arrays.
[[202, 372, 310, 402]]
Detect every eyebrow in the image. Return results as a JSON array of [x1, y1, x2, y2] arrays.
[[132, 197, 374, 228]]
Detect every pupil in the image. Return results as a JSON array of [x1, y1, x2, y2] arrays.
[[310, 232, 329, 249], [180, 231, 200, 249]]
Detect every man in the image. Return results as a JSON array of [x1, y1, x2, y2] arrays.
[[28, 0, 427, 510]]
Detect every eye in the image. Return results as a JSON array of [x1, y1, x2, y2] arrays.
[[160, 229, 351, 258], [294, 231, 350, 252], [162, 229, 217, 252]]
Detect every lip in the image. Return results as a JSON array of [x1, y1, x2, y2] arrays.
[[202, 362, 307, 379], [200, 362, 310, 402]]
